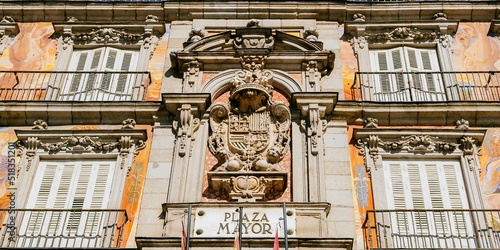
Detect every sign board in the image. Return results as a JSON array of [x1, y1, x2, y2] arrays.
[[193, 207, 296, 237]]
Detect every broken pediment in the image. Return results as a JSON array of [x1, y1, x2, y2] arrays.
[[170, 26, 334, 73]]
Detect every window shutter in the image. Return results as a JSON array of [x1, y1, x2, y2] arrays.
[[116, 52, 133, 93], [100, 49, 118, 91], [69, 52, 88, 92]]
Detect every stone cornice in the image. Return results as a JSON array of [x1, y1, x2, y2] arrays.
[[0, 102, 161, 126], [334, 101, 500, 127], [0, 1, 497, 23]]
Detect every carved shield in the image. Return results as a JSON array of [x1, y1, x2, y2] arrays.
[[228, 112, 270, 155]]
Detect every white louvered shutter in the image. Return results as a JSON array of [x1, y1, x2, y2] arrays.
[[22, 160, 115, 247], [383, 159, 471, 248]]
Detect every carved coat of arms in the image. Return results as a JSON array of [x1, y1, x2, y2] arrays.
[[207, 56, 291, 201]]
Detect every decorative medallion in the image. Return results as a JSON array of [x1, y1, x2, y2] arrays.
[[207, 56, 291, 201]]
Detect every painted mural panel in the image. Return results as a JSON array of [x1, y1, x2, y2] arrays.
[[453, 23, 500, 71], [479, 128, 500, 210], [0, 125, 152, 247], [339, 24, 358, 100]]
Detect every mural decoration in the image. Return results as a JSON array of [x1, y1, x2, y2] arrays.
[[0, 125, 152, 248], [454, 22, 500, 71], [480, 128, 500, 210]]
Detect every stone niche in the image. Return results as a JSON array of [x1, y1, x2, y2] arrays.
[[207, 55, 291, 202]]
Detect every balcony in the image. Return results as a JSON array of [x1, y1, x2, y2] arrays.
[[0, 209, 128, 248], [0, 71, 150, 101], [350, 71, 500, 102], [363, 209, 500, 249]]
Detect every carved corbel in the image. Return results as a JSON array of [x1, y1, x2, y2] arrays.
[[460, 136, 476, 171], [172, 104, 201, 157], [182, 60, 201, 88], [355, 135, 380, 177], [303, 61, 321, 88], [304, 104, 327, 155], [24, 137, 39, 172]]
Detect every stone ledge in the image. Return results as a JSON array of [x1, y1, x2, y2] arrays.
[[334, 101, 500, 127], [0, 101, 161, 126]]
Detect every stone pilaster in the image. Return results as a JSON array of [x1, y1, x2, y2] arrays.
[[292, 92, 338, 202]]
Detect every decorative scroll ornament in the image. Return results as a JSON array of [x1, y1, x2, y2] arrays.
[[145, 15, 159, 22], [433, 12, 448, 21], [207, 56, 290, 201], [300, 104, 327, 155], [352, 13, 366, 22], [0, 16, 15, 24], [460, 136, 476, 170], [364, 117, 378, 128], [366, 27, 438, 43], [70, 28, 144, 43]]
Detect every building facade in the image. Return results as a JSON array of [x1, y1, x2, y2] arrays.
[[0, 0, 499, 249]]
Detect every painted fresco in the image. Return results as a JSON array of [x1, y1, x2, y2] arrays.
[[0, 125, 152, 248], [479, 128, 500, 210], [0, 22, 168, 101], [453, 22, 500, 71]]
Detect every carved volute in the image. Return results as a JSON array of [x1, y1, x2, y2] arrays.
[[207, 56, 291, 202]]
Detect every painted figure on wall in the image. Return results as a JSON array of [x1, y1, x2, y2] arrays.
[[455, 23, 500, 71], [481, 129, 500, 210]]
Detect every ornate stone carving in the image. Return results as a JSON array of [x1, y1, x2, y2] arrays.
[[207, 55, 290, 201], [455, 119, 470, 130], [145, 15, 159, 22], [122, 118, 136, 129], [233, 29, 274, 49], [188, 28, 207, 42], [352, 13, 366, 22], [303, 28, 319, 42], [17, 134, 146, 173], [173, 104, 201, 157], [66, 16, 78, 22], [304, 60, 321, 88], [183, 60, 201, 87], [366, 27, 437, 43], [70, 28, 144, 44], [0, 16, 14, 24], [32, 120, 48, 130], [364, 118, 378, 128], [433, 12, 448, 21], [246, 19, 261, 28], [460, 136, 476, 170]]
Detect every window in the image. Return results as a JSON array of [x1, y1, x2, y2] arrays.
[[383, 159, 473, 248], [60, 47, 139, 101], [19, 160, 116, 247], [369, 47, 444, 101]]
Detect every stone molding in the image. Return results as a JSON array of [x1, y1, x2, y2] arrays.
[[353, 128, 485, 176], [15, 129, 147, 174]]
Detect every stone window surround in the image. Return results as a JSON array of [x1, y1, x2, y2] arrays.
[[353, 128, 486, 210], [15, 128, 147, 210]]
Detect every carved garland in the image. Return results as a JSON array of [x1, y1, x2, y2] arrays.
[[17, 135, 146, 175], [61, 27, 155, 50], [355, 134, 478, 176]]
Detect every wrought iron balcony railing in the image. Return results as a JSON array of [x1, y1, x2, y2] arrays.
[[0, 208, 128, 248], [363, 209, 500, 249], [0, 71, 151, 101], [351, 71, 500, 102]]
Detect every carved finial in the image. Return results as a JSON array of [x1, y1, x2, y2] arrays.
[[188, 28, 207, 42], [32, 120, 48, 130], [65, 16, 78, 22], [364, 118, 378, 128], [303, 28, 319, 42], [0, 16, 15, 23], [145, 15, 159, 22], [455, 119, 469, 130], [122, 118, 136, 129], [246, 19, 261, 28], [433, 12, 448, 21], [353, 13, 366, 22]]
